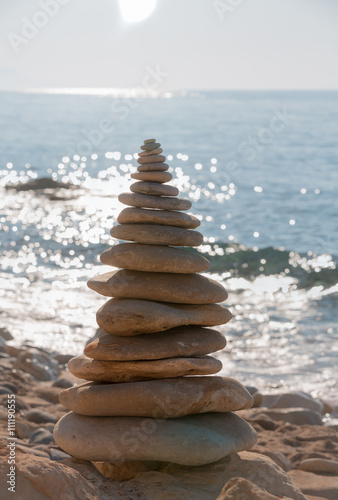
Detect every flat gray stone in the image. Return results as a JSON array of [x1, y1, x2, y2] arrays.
[[130, 171, 171, 182], [59, 376, 253, 418], [117, 207, 200, 228], [84, 326, 226, 360], [54, 412, 257, 465], [141, 142, 161, 150], [67, 354, 222, 382], [119, 192, 191, 211], [110, 224, 202, 246], [144, 138, 156, 144], [138, 148, 163, 157], [88, 269, 227, 303], [130, 181, 179, 197], [137, 162, 169, 172], [96, 298, 232, 335], [137, 155, 166, 165], [100, 243, 210, 273]]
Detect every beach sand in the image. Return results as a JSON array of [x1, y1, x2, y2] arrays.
[[0, 336, 337, 499]]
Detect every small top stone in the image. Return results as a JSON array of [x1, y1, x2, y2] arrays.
[[144, 138, 156, 144]]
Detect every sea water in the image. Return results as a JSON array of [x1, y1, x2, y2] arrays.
[[0, 89, 337, 397]]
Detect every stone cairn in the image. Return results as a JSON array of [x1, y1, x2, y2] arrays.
[[54, 139, 257, 475]]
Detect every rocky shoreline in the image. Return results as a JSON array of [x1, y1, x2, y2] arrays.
[[0, 329, 337, 499]]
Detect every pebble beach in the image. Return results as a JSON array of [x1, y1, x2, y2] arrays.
[[0, 332, 337, 499]]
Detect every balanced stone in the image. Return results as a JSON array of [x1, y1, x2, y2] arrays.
[[53, 412, 257, 465], [130, 181, 179, 197], [68, 354, 222, 382], [111, 224, 202, 246], [140, 142, 161, 151], [119, 193, 191, 211], [137, 154, 166, 164], [138, 148, 163, 157], [84, 326, 226, 361], [130, 171, 172, 183], [100, 243, 210, 273], [96, 298, 232, 335], [88, 269, 227, 304], [137, 162, 169, 172], [118, 207, 200, 229], [144, 138, 156, 144], [59, 377, 253, 418]]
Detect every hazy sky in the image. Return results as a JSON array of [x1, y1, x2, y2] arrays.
[[1, 0, 338, 90]]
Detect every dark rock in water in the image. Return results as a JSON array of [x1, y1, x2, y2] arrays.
[[29, 428, 55, 445], [0, 327, 13, 341], [25, 409, 57, 424], [52, 378, 74, 389], [5, 177, 78, 192], [0, 352, 10, 359]]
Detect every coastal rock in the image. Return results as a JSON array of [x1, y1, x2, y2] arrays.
[[261, 392, 324, 413], [0, 445, 100, 500], [13, 350, 59, 381], [246, 408, 323, 426], [84, 326, 226, 361], [137, 154, 166, 164], [25, 409, 57, 424], [29, 428, 54, 445], [130, 170, 171, 182], [118, 192, 191, 211], [88, 269, 227, 304], [67, 354, 222, 382], [59, 376, 253, 418], [137, 162, 169, 172], [110, 223, 202, 246], [130, 181, 179, 197], [54, 411, 257, 465], [118, 207, 200, 228], [96, 298, 232, 335], [287, 469, 338, 499], [216, 477, 283, 499], [100, 243, 210, 273], [298, 458, 338, 474]]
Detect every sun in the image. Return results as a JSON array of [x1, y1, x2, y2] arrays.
[[119, 0, 157, 23]]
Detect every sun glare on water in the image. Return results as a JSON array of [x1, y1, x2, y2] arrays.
[[119, 0, 157, 23]]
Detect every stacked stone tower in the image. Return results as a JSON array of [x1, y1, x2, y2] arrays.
[[54, 139, 256, 471]]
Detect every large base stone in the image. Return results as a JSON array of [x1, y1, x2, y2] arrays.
[[54, 411, 257, 466]]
